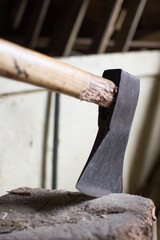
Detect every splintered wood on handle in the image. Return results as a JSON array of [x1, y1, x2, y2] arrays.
[[0, 38, 117, 107]]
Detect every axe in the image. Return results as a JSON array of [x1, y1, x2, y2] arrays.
[[0, 39, 139, 197]]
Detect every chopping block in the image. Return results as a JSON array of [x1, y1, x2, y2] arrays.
[[0, 188, 157, 240]]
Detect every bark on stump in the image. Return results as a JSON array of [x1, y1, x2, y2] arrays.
[[0, 188, 157, 240]]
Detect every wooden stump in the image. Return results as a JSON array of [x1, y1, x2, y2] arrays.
[[0, 188, 157, 240]]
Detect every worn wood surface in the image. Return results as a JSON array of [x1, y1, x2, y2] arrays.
[[0, 188, 157, 240]]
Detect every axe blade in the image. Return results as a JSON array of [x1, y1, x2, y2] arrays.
[[76, 69, 140, 197]]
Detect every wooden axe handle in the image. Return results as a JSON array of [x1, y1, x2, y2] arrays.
[[0, 39, 117, 107]]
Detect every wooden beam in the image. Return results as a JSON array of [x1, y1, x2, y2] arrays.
[[48, 0, 90, 56], [94, 0, 123, 53], [25, 0, 50, 49], [111, 0, 147, 52]]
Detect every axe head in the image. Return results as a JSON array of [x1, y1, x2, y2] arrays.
[[76, 69, 140, 197]]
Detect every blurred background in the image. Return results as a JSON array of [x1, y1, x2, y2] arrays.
[[0, 0, 160, 230]]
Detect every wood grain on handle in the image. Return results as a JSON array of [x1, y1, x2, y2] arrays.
[[0, 38, 117, 107]]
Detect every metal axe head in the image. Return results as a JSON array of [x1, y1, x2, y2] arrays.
[[76, 69, 140, 197]]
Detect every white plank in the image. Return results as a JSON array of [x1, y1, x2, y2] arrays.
[[57, 96, 98, 190], [124, 76, 160, 192], [0, 77, 42, 94], [60, 50, 160, 78], [0, 91, 49, 195]]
